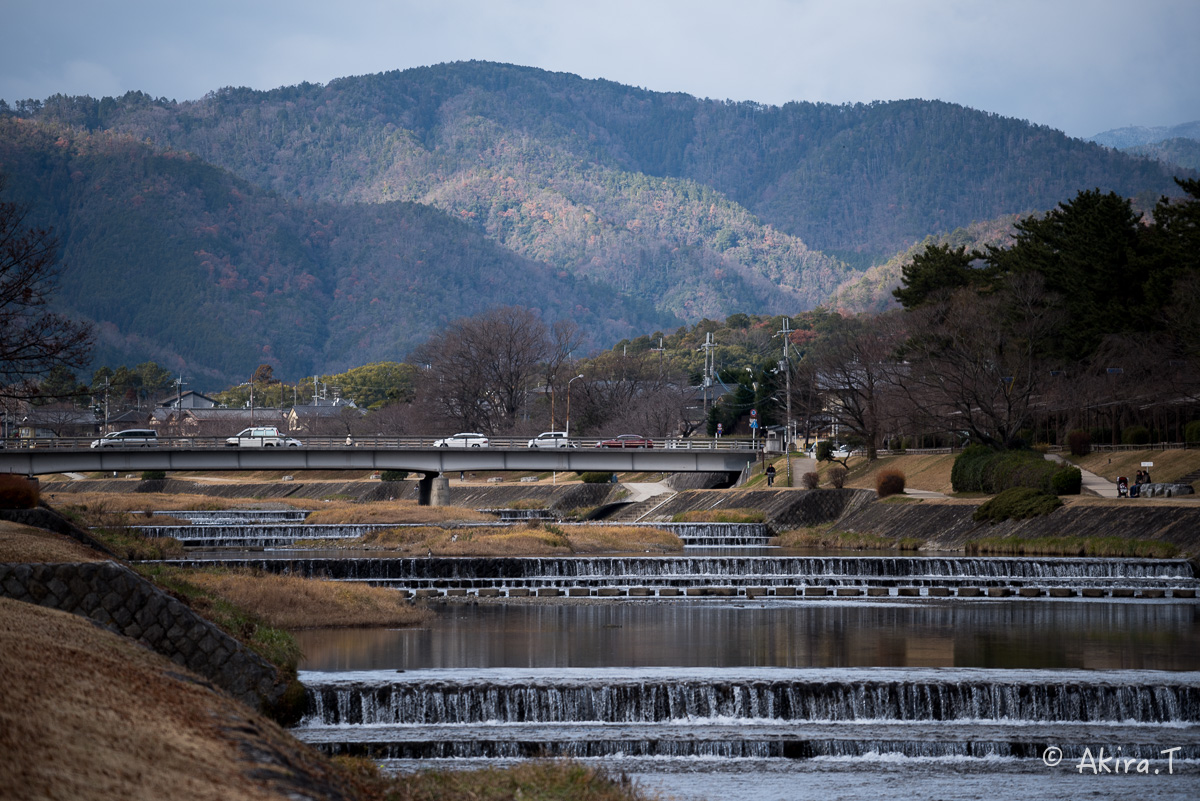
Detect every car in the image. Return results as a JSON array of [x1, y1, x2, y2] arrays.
[[433, 432, 490, 448], [596, 434, 654, 449], [225, 427, 302, 447], [90, 429, 159, 448], [527, 431, 577, 449]]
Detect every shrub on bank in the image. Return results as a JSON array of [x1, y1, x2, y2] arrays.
[[802, 471, 819, 489], [1185, 420, 1200, 444], [875, 469, 906, 498], [973, 487, 1062, 522], [0, 474, 39, 509], [951, 445, 1075, 495], [379, 470, 408, 481], [1121, 425, 1151, 446], [140, 470, 167, 481], [1066, 429, 1091, 456], [579, 471, 615, 484], [827, 466, 848, 489]]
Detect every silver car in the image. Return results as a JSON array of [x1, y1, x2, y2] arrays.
[[433, 432, 490, 448]]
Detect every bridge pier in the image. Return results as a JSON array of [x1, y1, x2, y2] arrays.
[[417, 472, 451, 506]]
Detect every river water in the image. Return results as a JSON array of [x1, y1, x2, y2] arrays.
[[157, 510, 1200, 800]]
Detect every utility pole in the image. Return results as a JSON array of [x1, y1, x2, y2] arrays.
[[777, 317, 794, 486], [700, 332, 717, 426]]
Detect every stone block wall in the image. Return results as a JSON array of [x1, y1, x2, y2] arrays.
[[0, 560, 286, 711]]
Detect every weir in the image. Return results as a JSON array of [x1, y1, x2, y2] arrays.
[[164, 554, 1200, 597], [293, 667, 1200, 763]]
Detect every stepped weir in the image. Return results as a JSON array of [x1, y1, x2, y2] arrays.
[[166, 553, 1200, 599], [293, 667, 1200, 764]]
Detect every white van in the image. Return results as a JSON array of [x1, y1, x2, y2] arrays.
[[91, 429, 159, 448], [225, 427, 302, 447]]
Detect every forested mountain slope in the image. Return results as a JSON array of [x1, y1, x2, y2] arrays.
[[0, 118, 673, 382], [32, 61, 1184, 270]]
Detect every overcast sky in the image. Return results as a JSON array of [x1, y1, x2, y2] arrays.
[[4, 0, 1198, 139]]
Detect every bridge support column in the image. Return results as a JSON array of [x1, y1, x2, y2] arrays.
[[417, 472, 451, 506]]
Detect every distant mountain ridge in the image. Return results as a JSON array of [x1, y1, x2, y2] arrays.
[[3, 61, 1192, 380], [1089, 121, 1200, 148]]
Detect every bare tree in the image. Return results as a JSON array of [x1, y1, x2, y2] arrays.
[[898, 274, 1061, 448], [803, 312, 906, 460], [0, 178, 93, 399], [413, 307, 567, 433]]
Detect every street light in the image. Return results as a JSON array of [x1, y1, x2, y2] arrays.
[[566, 374, 584, 438]]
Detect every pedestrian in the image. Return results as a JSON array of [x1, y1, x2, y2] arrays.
[[766, 464, 776, 486]]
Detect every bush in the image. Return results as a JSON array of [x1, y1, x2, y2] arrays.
[[1066, 429, 1091, 457], [579, 471, 615, 484], [379, 470, 408, 481], [815, 440, 833, 462], [802, 471, 819, 490], [1121, 425, 1151, 446], [827, 466, 848, 489], [0, 474, 39, 509], [875, 469, 906, 498], [951, 445, 1062, 494], [973, 487, 1062, 522], [140, 470, 166, 481], [1050, 466, 1082, 495], [1184, 420, 1200, 444]]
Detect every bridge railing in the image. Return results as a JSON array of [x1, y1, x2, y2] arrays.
[[2, 435, 766, 451]]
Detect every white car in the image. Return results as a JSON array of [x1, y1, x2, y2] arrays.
[[527, 431, 577, 449], [433, 432, 490, 448], [225, 427, 302, 447], [91, 429, 159, 448]]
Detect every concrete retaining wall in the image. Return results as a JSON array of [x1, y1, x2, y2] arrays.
[[834, 501, 1200, 559], [0, 560, 287, 711]]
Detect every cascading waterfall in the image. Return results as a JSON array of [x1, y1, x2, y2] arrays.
[[292, 668, 1200, 763], [164, 554, 1200, 595]]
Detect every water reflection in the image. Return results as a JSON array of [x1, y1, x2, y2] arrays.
[[295, 600, 1200, 672]]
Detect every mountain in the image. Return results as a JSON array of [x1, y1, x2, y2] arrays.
[[0, 117, 674, 383], [1122, 138, 1200, 172], [28, 62, 1185, 268], [5, 62, 1192, 380], [1089, 121, 1200, 149]]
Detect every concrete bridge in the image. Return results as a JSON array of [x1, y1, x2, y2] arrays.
[[0, 445, 759, 505]]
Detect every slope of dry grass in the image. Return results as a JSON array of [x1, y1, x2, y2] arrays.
[[332, 522, 683, 556]]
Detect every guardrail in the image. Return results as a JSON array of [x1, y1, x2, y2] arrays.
[[0, 434, 767, 451]]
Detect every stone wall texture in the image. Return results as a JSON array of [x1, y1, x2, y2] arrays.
[[0, 560, 286, 711]]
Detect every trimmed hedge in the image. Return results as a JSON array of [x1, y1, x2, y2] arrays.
[[579, 471, 616, 484], [379, 470, 408, 481], [951, 445, 1080, 495]]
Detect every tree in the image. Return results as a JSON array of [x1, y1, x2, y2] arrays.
[[412, 307, 560, 433], [803, 313, 905, 460], [0, 177, 92, 399], [892, 243, 988, 309], [898, 273, 1061, 448]]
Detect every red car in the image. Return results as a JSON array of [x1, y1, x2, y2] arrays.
[[597, 434, 654, 449]]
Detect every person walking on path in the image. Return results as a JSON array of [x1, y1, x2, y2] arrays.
[[766, 464, 776, 486]]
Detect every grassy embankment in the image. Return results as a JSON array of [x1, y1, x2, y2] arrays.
[[767, 449, 1198, 556]]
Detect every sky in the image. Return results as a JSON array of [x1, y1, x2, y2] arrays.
[[3, 0, 1198, 140]]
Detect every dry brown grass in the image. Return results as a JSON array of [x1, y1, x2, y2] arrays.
[[557, 524, 682, 553], [1072, 448, 1200, 487], [180, 569, 430, 630], [0, 520, 108, 562], [339, 522, 683, 556], [302, 501, 491, 524], [0, 597, 356, 801], [844, 453, 956, 494]]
